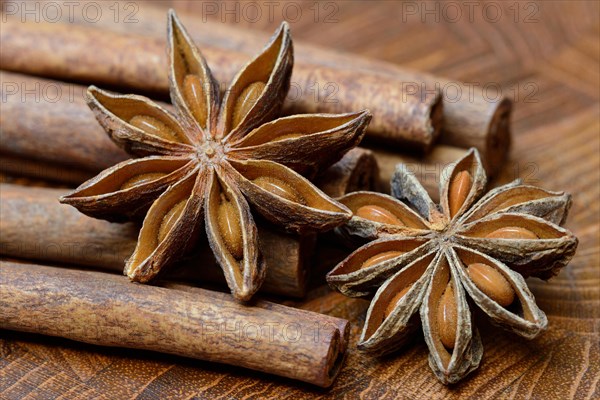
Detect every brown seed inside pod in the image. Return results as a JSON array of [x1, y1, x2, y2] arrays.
[[252, 176, 305, 204], [383, 284, 412, 321], [356, 205, 404, 225], [130, 115, 179, 142], [437, 283, 457, 350], [217, 195, 244, 259], [182, 74, 208, 126], [158, 200, 187, 243], [121, 172, 167, 190], [467, 263, 515, 306], [485, 226, 538, 240], [233, 81, 266, 127], [449, 170, 472, 217], [361, 251, 404, 269]]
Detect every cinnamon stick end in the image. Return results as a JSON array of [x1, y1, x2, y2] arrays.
[[484, 98, 512, 176], [426, 97, 445, 153]]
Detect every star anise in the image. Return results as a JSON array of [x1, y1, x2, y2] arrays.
[[326, 148, 578, 383], [60, 11, 371, 301]]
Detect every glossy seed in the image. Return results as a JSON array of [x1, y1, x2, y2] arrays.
[[217, 197, 244, 259], [130, 115, 179, 142], [437, 283, 457, 350], [252, 176, 304, 204], [485, 226, 539, 240], [182, 74, 208, 127], [467, 263, 515, 307], [449, 170, 472, 217], [232, 81, 266, 128], [356, 205, 404, 225], [120, 172, 167, 190], [158, 200, 186, 243], [361, 250, 404, 269], [383, 284, 412, 320]]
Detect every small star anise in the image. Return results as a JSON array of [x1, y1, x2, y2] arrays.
[[327, 148, 578, 383], [61, 11, 371, 301]]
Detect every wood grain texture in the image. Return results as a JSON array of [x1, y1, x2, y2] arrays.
[[1, 1, 599, 398]]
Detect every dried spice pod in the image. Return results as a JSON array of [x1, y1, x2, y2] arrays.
[[456, 213, 577, 279], [337, 192, 430, 240], [449, 246, 547, 338], [359, 252, 436, 354], [327, 148, 578, 384], [60, 11, 371, 301], [327, 237, 432, 297], [59, 157, 194, 221], [460, 180, 573, 226]]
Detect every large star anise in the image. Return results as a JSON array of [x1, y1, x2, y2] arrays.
[[327, 149, 578, 383], [61, 11, 370, 301]]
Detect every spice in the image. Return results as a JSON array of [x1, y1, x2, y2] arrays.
[[59, 12, 371, 301], [0, 261, 349, 387], [327, 148, 578, 383]]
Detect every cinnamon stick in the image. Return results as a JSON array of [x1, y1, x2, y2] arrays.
[[4, 1, 510, 164], [0, 260, 349, 387], [315, 147, 380, 197], [0, 16, 442, 150], [0, 71, 128, 172], [0, 153, 95, 185], [0, 183, 312, 297]]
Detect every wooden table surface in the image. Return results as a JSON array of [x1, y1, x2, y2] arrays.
[[1, 1, 599, 399]]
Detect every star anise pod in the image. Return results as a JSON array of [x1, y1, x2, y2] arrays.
[[60, 11, 371, 301], [326, 149, 578, 383]]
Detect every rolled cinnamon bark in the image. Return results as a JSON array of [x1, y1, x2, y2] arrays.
[[0, 154, 96, 185], [0, 17, 443, 150], [0, 184, 311, 297], [0, 71, 128, 172], [13, 1, 510, 163], [315, 147, 380, 197], [0, 260, 349, 387]]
